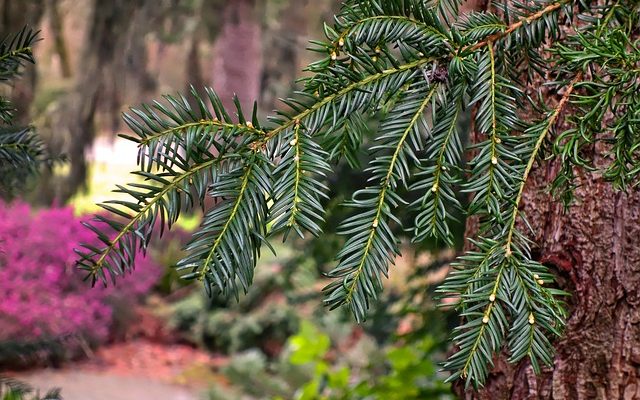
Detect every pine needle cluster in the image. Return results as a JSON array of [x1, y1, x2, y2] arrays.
[[0, 27, 44, 197], [78, 0, 640, 388]]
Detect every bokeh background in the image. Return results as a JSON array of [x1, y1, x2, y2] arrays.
[[0, 1, 460, 398]]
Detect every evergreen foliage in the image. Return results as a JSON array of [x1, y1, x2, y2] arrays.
[[0, 376, 60, 400], [78, 0, 640, 388], [0, 27, 45, 198]]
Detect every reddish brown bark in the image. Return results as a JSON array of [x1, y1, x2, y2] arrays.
[[457, 161, 640, 399], [450, 0, 640, 396]]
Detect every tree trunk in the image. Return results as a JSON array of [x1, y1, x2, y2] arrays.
[[46, 0, 72, 78], [58, 0, 144, 201], [259, 0, 336, 111], [455, 3, 640, 398], [209, 0, 263, 113], [184, 36, 206, 110], [457, 159, 640, 399]]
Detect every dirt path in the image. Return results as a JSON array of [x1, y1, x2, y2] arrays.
[[21, 371, 199, 400], [14, 340, 220, 400]]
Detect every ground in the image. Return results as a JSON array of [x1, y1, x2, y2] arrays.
[[16, 340, 226, 400], [21, 371, 197, 400]]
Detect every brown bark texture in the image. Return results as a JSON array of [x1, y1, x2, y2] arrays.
[[459, 162, 640, 400], [456, 3, 640, 399]]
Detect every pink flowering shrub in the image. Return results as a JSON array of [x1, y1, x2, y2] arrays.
[[0, 201, 162, 344]]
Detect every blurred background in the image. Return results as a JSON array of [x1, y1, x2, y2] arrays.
[[0, 0, 462, 398]]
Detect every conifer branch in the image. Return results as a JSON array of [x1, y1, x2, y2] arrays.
[[335, 14, 449, 45], [202, 161, 254, 278], [253, 57, 436, 149], [0, 27, 43, 196], [77, 157, 220, 284], [77, 0, 639, 389], [467, 1, 567, 52], [505, 73, 582, 254], [325, 82, 439, 321], [460, 258, 507, 380], [348, 86, 437, 295], [136, 119, 265, 148]]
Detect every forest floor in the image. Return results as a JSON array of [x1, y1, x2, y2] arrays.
[[17, 340, 228, 400], [21, 371, 197, 400]]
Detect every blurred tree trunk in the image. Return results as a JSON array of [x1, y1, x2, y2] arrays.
[[184, 36, 206, 110], [259, 0, 336, 111], [53, 0, 160, 202], [116, 0, 158, 129], [46, 0, 71, 78], [59, 0, 142, 201], [210, 0, 263, 112], [455, 2, 640, 398], [0, 0, 44, 125]]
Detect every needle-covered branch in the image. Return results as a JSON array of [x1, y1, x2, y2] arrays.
[[77, 0, 640, 389]]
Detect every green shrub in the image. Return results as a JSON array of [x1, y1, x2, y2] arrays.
[[205, 320, 452, 400], [0, 377, 60, 400], [285, 321, 453, 400], [168, 265, 300, 355]]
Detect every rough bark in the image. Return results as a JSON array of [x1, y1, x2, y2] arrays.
[[456, 157, 640, 399], [455, 4, 640, 398]]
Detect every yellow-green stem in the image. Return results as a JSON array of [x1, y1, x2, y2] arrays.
[[253, 57, 436, 149], [430, 106, 460, 232], [504, 74, 581, 254], [202, 161, 255, 277], [461, 259, 507, 378], [287, 123, 302, 226], [344, 85, 438, 303], [0, 46, 32, 63], [92, 158, 218, 275], [138, 120, 264, 148]]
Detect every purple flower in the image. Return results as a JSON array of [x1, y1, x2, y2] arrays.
[[0, 201, 162, 343]]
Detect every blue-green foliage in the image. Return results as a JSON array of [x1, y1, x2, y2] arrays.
[[0, 27, 45, 198], [80, 0, 640, 389], [0, 377, 60, 400]]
